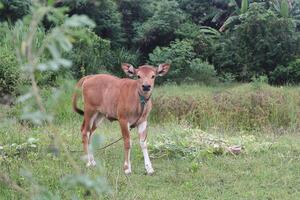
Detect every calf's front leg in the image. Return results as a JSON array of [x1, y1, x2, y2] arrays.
[[138, 121, 154, 175], [119, 120, 132, 175]]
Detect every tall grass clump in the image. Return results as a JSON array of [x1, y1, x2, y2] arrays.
[[151, 84, 300, 132]]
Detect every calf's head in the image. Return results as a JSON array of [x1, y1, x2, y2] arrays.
[[122, 63, 170, 95]]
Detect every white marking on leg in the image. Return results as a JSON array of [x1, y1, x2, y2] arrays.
[[140, 140, 154, 174], [89, 113, 98, 129], [138, 121, 147, 133], [138, 121, 154, 174], [94, 115, 104, 127], [127, 122, 130, 131], [86, 131, 96, 167], [124, 139, 132, 174]]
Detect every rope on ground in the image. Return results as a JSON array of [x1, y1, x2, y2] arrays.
[[68, 135, 139, 153]]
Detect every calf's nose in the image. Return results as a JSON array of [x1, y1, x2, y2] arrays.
[[142, 84, 151, 91]]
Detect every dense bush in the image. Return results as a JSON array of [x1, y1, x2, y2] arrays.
[[2, 21, 70, 88], [213, 3, 300, 81], [178, 0, 218, 26], [1, 0, 300, 86], [188, 58, 217, 84], [135, 0, 186, 56], [270, 59, 300, 85], [0, 0, 31, 22], [105, 48, 140, 77], [65, 28, 111, 78], [149, 39, 217, 84], [117, 0, 152, 48], [149, 39, 195, 83], [59, 0, 123, 48], [0, 47, 23, 97]]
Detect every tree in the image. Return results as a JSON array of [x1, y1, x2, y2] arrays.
[[117, 0, 152, 48], [135, 0, 186, 59], [56, 0, 123, 48], [213, 3, 300, 81], [149, 39, 217, 84]]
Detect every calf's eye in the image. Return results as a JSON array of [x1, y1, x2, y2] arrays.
[[151, 75, 155, 79], [137, 75, 141, 79]]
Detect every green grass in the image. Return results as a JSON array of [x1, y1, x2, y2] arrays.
[[1, 84, 300, 199], [1, 121, 300, 199]]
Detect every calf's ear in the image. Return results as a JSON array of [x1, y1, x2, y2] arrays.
[[121, 63, 136, 77], [156, 63, 170, 77]]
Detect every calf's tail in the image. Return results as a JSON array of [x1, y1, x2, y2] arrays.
[[72, 76, 91, 116]]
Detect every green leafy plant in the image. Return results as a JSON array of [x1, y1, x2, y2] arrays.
[[149, 39, 195, 83], [270, 59, 300, 84], [188, 58, 217, 84], [0, 47, 23, 98], [213, 3, 300, 81], [0, 2, 110, 199], [65, 28, 111, 78]]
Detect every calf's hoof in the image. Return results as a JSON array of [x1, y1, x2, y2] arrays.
[[86, 160, 96, 167], [146, 168, 154, 175], [124, 169, 132, 175]]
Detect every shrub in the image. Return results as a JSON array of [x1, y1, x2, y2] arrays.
[[135, 0, 186, 55], [0, 0, 31, 22], [0, 47, 23, 97], [175, 22, 219, 62], [149, 39, 217, 84], [213, 3, 300, 81], [149, 39, 195, 83], [187, 58, 217, 84], [270, 59, 300, 84], [61, 0, 123, 48], [65, 28, 111, 78], [105, 48, 140, 77]]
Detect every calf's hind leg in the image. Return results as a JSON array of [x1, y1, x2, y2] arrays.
[[81, 111, 97, 167], [87, 113, 105, 166]]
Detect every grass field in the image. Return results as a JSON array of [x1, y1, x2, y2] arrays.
[[1, 84, 300, 199]]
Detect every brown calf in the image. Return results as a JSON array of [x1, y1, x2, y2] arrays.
[[72, 63, 170, 175]]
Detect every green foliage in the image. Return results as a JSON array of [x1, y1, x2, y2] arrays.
[[188, 58, 217, 84], [280, 0, 289, 17], [218, 72, 237, 83], [135, 0, 186, 55], [250, 75, 269, 90], [0, 2, 110, 199], [270, 59, 300, 84], [0, 47, 23, 97], [149, 39, 217, 84], [0, 137, 38, 158], [1, 0, 300, 92], [178, 0, 219, 26], [175, 21, 203, 40], [213, 3, 300, 81], [66, 28, 111, 78], [62, 0, 123, 47], [149, 39, 195, 83], [0, 0, 31, 22], [105, 48, 140, 77], [117, 0, 152, 48], [241, 0, 249, 14]]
